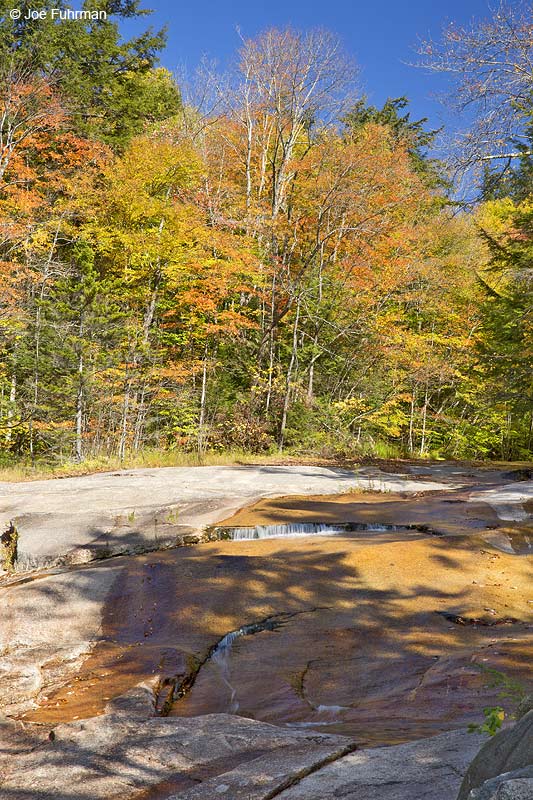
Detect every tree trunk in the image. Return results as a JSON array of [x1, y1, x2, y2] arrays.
[[133, 384, 147, 452], [408, 389, 416, 454], [306, 357, 315, 403], [279, 300, 300, 451], [75, 351, 83, 462], [197, 342, 209, 454], [118, 381, 131, 461], [419, 387, 429, 456], [5, 374, 16, 444], [265, 273, 276, 414]]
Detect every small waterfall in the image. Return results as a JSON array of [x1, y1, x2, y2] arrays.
[[315, 704, 350, 714], [226, 522, 400, 541], [211, 629, 244, 713], [286, 721, 338, 728], [208, 616, 287, 713]]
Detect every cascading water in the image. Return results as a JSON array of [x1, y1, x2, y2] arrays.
[[211, 629, 243, 712], [207, 616, 288, 713], [225, 522, 402, 541]]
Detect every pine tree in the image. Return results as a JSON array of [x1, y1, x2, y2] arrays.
[[0, 0, 181, 148]]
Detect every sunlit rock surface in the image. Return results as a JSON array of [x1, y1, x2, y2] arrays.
[[274, 729, 485, 800], [0, 699, 355, 800], [0, 464, 462, 569], [0, 462, 531, 798]]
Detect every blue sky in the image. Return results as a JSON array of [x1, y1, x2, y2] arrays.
[[123, 0, 493, 130]]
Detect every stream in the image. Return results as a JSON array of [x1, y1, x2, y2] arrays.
[[7, 481, 532, 746]]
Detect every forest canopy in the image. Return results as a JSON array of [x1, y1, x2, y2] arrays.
[[0, 2, 531, 467]]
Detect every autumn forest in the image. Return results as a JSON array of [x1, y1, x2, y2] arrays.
[[0, 0, 532, 470]]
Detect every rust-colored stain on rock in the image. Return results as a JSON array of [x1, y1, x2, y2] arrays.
[[25, 490, 532, 746]]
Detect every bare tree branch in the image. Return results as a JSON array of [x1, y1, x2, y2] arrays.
[[416, 2, 533, 178]]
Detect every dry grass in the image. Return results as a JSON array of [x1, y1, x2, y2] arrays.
[[0, 449, 526, 483], [0, 449, 336, 483]]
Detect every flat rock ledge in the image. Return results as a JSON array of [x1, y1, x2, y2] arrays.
[[275, 728, 485, 800], [0, 465, 459, 572], [0, 685, 484, 800]]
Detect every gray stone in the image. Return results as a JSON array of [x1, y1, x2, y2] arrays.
[[183, 533, 202, 544], [177, 741, 357, 800], [468, 483, 533, 523], [0, 704, 354, 800], [469, 768, 533, 799], [272, 729, 485, 800], [0, 697, 487, 800], [517, 695, 533, 720], [458, 712, 533, 800], [0, 562, 121, 714]]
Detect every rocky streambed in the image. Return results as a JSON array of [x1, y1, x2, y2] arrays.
[[0, 462, 532, 799]]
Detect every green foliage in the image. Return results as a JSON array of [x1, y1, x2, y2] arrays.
[[0, 23, 531, 465], [468, 667, 529, 737], [468, 706, 506, 737], [0, 0, 180, 147], [474, 199, 533, 458], [343, 96, 443, 184], [478, 667, 528, 706]]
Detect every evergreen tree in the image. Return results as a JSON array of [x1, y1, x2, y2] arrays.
[[0, 0, 181, 147], [476, 204, 533, 456], [343, 96, 442, 184]]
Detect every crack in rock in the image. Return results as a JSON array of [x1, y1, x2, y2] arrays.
[[156, 608, 330, 716], [261, 742, 359, 800], [291, 660, 317, 710]]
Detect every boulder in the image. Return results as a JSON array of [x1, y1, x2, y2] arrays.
[[458, 711, 533, 800], [0, 697, 485, 800], [0, 562, 120, 715], [0, 701, 355, 800], [469, 767, 533, 799]]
